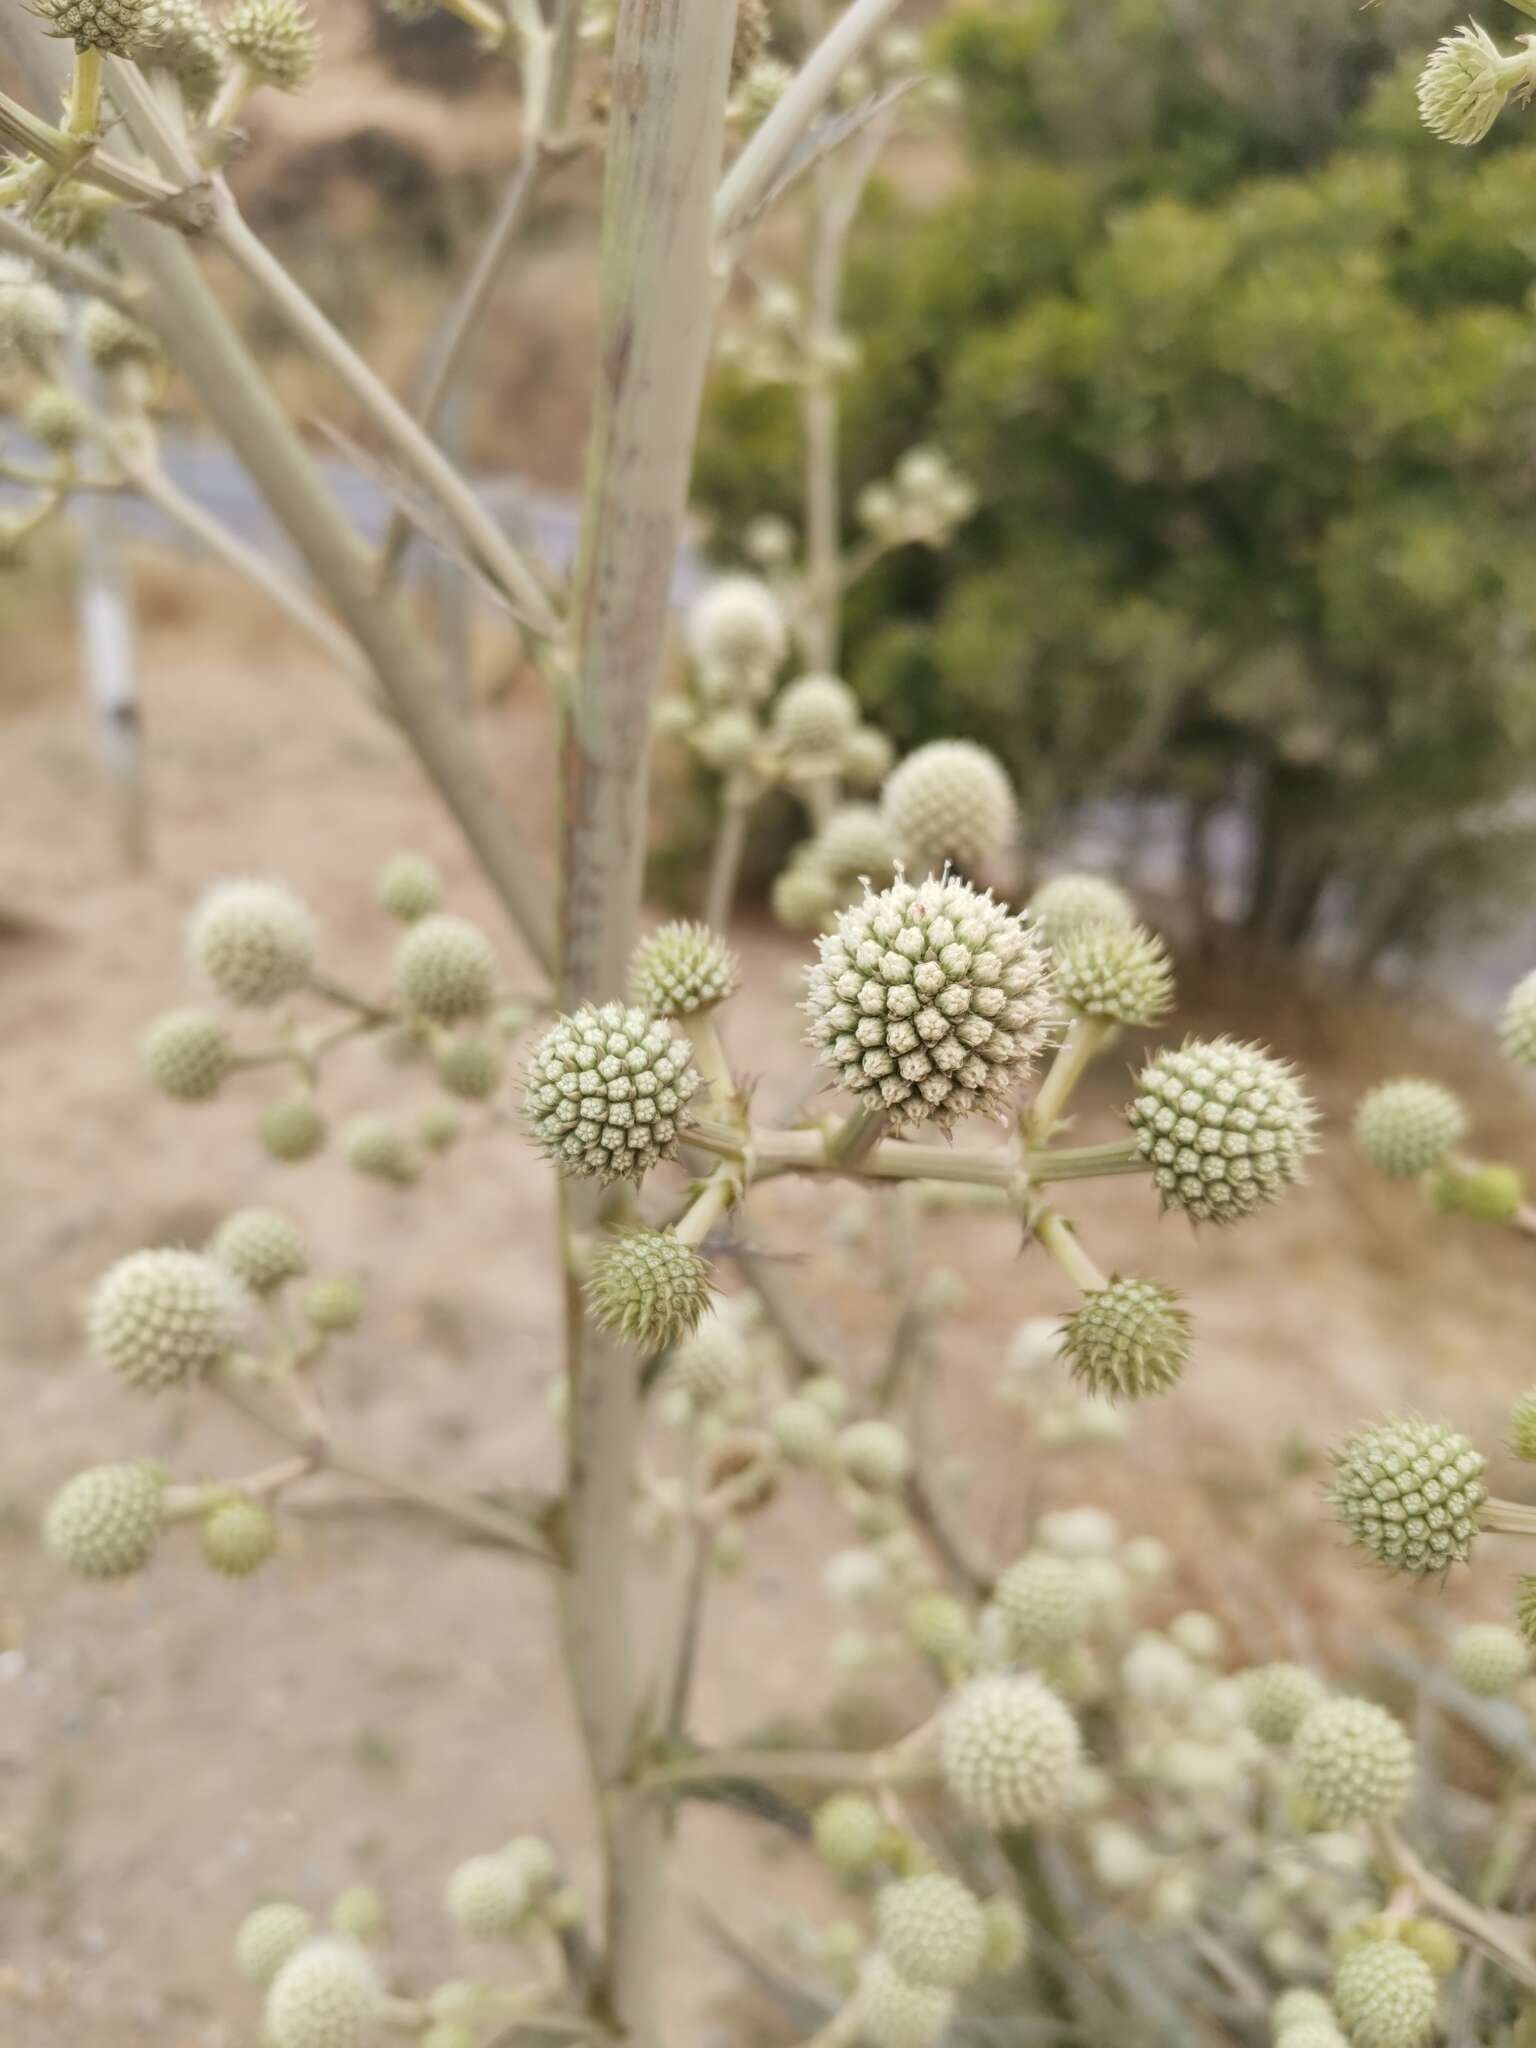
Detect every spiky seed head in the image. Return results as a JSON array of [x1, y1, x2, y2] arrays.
[[304, 1275, 363, 1333], [771, 859, 838, 930], [342, 1115, 417, 1185], [419, 1105, 461, 1152], [686, 574, 787, 700], [24, 385, 88, 453], [837, 1418, 912, 1491], [1417, 24, 1524, 146], [330, 1886, 385, 1942], [1451, 1622, 1530, 1696], [1332, 1938, 1439, 2048], [627, 921, 741, 1017], [993, 1550, 1088, 1658], [1292, 1699, 1414, 1826], [435, 1035, 504, 1101], [395, 914, 497, 1024], [138, 0, 225, 110], [979, 1896, 1029, 1975], [82, 299, 160, 373], [586, 1229, 714, 1352], [522, 1003, 701, 1186], [141, 1007, 231, 1101], [45, 1462, 165, 1577], [842, 725, 896, 791], [1026, 872, 1136, 948], [1271, 1988, 1338, 2036], [223, 0, 319, 87], [1053, 920, 1173, 1027], [855, 1954, 956, 2048], [804, 872, 1053, 1134], [264, 1938, 381, 2048], [772, 673, 860, 756], [444, 1855, 530, 1938], [34, 0, 149, 54], [211, 1207, 307, 1292], [1353, 1079, 1468, 1180], [190, 880, 316, 1007], [375, 851, 442, 922], [812, 1791, 883, 1872], [0, 258, 67, 369], [1125, 1036, 1318, 1225], [1245, 1663, 1327, 1745], [875, 1873, 986, 1989], [1327, 1415, 1486, 1575], [663, 1312, 752, 1406], [88, 1247, 245, 1391], [1059, 1277, 1190, 1402], [202, 1496, 278, 1576], [881, 740, 1016, 874], [907, 1591, 973, 1662], [940, 1673, 1082, 1830], [261, 1095, 326, 1161], [692, 707, 760, 770], [813, 803, 899, 887], [235, 1901, 314, 1986], [1498, 967, 1536, 1064]]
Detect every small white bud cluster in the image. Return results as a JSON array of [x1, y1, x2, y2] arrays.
[[858, 446, 976, 549]]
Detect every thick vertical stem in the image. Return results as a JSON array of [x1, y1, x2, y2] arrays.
[[76, 491, 152, 871]]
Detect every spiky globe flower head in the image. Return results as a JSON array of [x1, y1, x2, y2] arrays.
[[1353, 1079, 1467, 1181], [687, 574, 787, 701], [1327, 1415, 1487, 1576], [34, 0, 148, 54], [907, 1591, 973, 1662], [1059, 1278, 1190, 1402], [342, 1115, 417, 1185], [0, 259, 66, 370], [1498, 966, 1536, 1065], [881, 740, 1016, 874], [804, 872, 1053, 1134], [444, 1854, 529, 1938], [692, 707, 760, 771], [627, 921, 740, 1017], [45, 1462, 165, 1578], [522, 1003, 701, 1186], [202, 1496, 278, 1576], [1125, 1037, 1317, 1226], [769, 1396, 835, 1464], [664, 1313, 751, 1407], [855, 1954, 956, 2048], [264, 1938, 381, 2048], [813, 804, 899, 888], [141, 1007, 231, 1101], [1292, 1699, 1414, 1826], [586, 1229, 714, 1352], [1332, 1938, 1439, 2048], [211, 1207, 307, 1293], [88, 1247, 245, 1391], [190, 880, 316, 1008], [837, 1418, 912, 1491], [140, 0, 225, 111], [304, 1275, 363, 1333], [993, 1550, 1088, 1659], [771, 858, 838, 931], [1417, 24, 1531, 146], [772, 673, 860, 756], [1451, 1621, 1530, 1696], [940, 1673, 1082, 1830], [1245, 1663, 1327, 1746], [1272, 1989, 1338, 2036], [24, 385, 88, 454], [843, 725, 896, 791], [223, 0, 319, 87], [435, 1035, 504, 1101], [875, 1873, 986, 1989], [81, 298, 159, 375], [1053, 920, 1173, 1027], [812, 1791, 883, 1872], [235, 1901, 314, 1986], [375, 851, 442, 922], [260, 1095, 325, 1162], [395, 914, 496, 1024], [1026, 872, 1136, 948]]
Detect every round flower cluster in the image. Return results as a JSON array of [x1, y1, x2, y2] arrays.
[[812, 1792, 883, 1873], [190, 880, 316, 1008], [262, 1095, 326, 1161], [1053, 921, 1173, 1027], [375, 851, 442, 922], [203, 1497, 278, 1576], [1353, 1079, 1467, 1180], [45, 1462, 165, 1578], [626, 921, 740, 1017], [881, 740, 1015, 875], [1428, 1161, 1523, 1224], [663, 1314, 751, 1408], [435, 1036, 503, 1101], [1292, 1698, 1414, 1825], [1416, 24, 1526, 147], [1327, 1415, 1487, 1575], [772, 673, 859, 756], [812, 804, 899, 890], [0, 258, 67, 370], [907, 1591, 972, 1662], [34, 0, 148, 55], [223, 0, 320, 89], [444, 1843, 550, 1938], [1498, 967, 1536, 1065], [88, 1247, 246, 1392], [837, 1418, 911, 1491], [343, 1115, 417, 1185], [524, 1004, 701, 1185], [141, 1008, 231, 1101], [939, 1674, 1081, 1830], [803, 873, 1053, 1133], [855, 1953, 955, 2048], [687, 574, 786, 701], [1243, 1662, 1326, 1745], [139, 0, 226, 112], [304, 1275, 363, 1333], [1450, 1622, 1529, 1696], [395, 915, 496, 1023], [263, 1937, 380, 2048], [235, 1901, 314, 1987], [1332, 1937, 1439, 2048], [211, 1208, 307, 1293], [1059, 1277, 1190, 1402], [875, 1873, 986, 1989], [586, 1229, 714, 1352], [992, 1550, 1086, 1659], [83, 299, 160, 374], [1124, 1036, 1317, 1225], [25, 387, 87, 452]]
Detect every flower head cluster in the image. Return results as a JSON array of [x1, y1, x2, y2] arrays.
[[586, 1229, 713, 1352], [45, 1462, 165, 1578], [141, 1008, 231, 1101], [1059, 1277, 1190, 1402], [626, 921, 740, 1017], [523, 1004, 701, 1185], [1026, 872, 1136, 947], [264, 1937, 380, 2048], [1332, 1937, 1439, 2048], [1498, 966, 1536, 1065], [1292, 1698, 1414, 1825], [223, 0, 320, 89], [1417, 24, 1528, 147], [1125, 1036, 1317, 1225], [34, 0, 148, 54], [772, 673, 859, 756], [1353, 1079, 1467, 1180], [881, 740, 1015, 874], [687, 574, 786, 702], [1054, 920, 1174, 1027], [88, 1247, 246, 1392], [874, 1873, 986, 1989], [190, 880, 316, 1007], [940, 1674, 1082, 1830], [1328, 1415, 1486, 1576]]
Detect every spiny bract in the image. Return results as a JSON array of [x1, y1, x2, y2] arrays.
[[772, 673, 859, 755], [222, 0, 320, 89], [881, 739, 1016, 874], [34, 0, 148, 54], [940, 1673, 1082, 1830], [1053, 920, 1174, 1027], [1125, 1036, 1318, 1226], [45, 1462, 165, 1577], [190, 880, 316, 1008], [142, 1007, 231, 1101], [1244, 1662, 1327, 1745], [395, 914, 497, 1024], [1328, 1414, 1486, 1575], [585, 1229, 714, 1352], [234, 1900, 314, 1986], [626, 921, 741, 1017], [993, 1549, 1088, 1659], [1291, 1698, 1414, 1826], [1332, 1937, 1439, 2048], [522, 1003, 701, 1186], [202, 1496, 278, 1576], [803, 872, 1053, 1134], [855, 1953, 956, 2048], [1450, 1622, 1529, 1696], [874, 1872, 986, 1989], [263, 1937, 380, 2048], [375, 851, 442, 922], [1059, 1277, 1191, 1402], [1353, 1079, 1467, 1180], [211, 1207, 307, 1292], [88, 1247, 246, 1391], [1497, 966, 1536, 1065]]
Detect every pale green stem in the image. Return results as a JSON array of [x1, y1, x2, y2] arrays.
[[824, 1100, 888, 1168], [687, 1121, 1145, 1191], [1482, 1499, 1536, 1537], [680, 1011, 737, 1121], [64, 46, 102, 137], [1026, 1015, 1112, 1143], [1032, 1206, 1108, 1295], [202, 57, 255, 137], [640, 1737, 936, 1795], [673, 1162, 743, 1249], [0, 205, 138, 307], [703, 774, 755, 932], [1371, 1821, 1536, 1989]]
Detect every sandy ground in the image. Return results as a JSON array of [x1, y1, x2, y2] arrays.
[[3, 570, 1536, 2046]]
